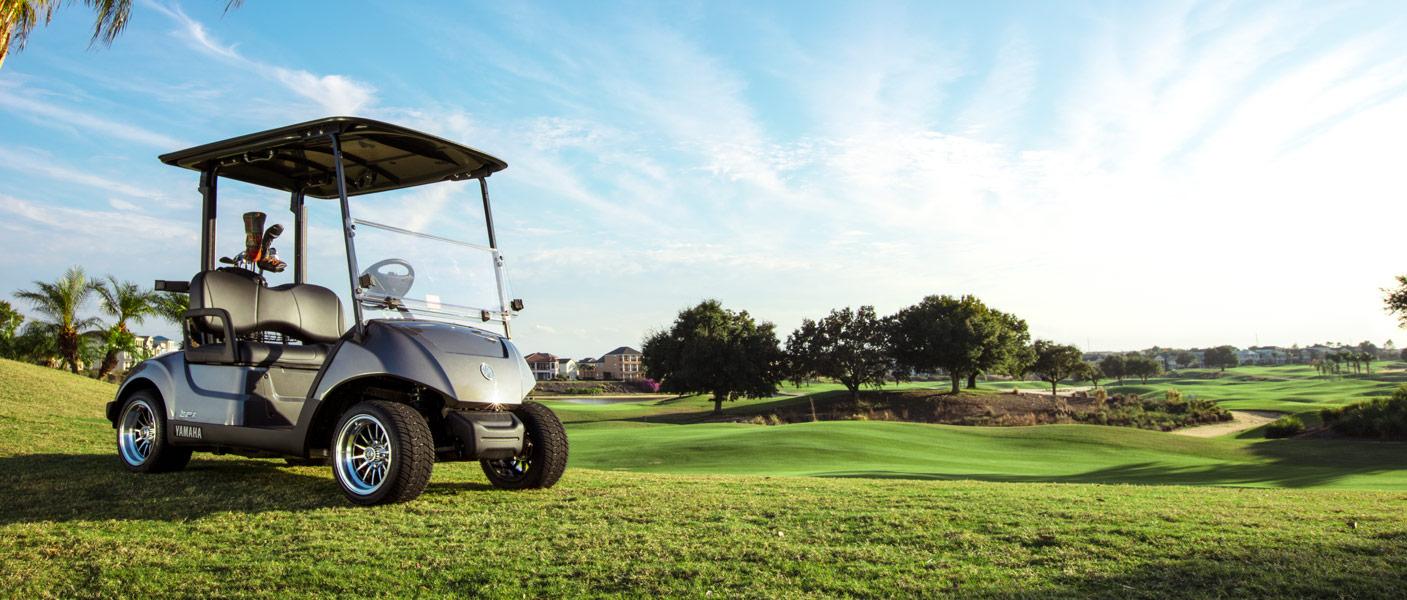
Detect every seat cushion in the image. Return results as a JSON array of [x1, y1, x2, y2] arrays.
[[236, 342, 330, 368]]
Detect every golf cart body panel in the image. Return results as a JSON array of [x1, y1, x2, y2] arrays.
[[107, 117, 553, 491], [308, 320, 535, 409]]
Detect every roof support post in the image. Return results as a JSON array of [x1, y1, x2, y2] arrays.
[[478, 176, 498, 250], [330, 133, 364, 336], [479, 177, 512, 338], [289, 189, 307, 284], [199, 168, 218, 272]]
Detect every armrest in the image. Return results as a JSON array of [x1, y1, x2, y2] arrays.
[[183, 308, 235, 364]]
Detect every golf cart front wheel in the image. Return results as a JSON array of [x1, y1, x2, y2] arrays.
[[116, 390, 192, 473], [331, 401, 435, 505], [481, 401, 568, 490]]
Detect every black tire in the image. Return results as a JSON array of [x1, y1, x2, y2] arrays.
[[481, 401, 568, 490], [330, 401, 435, 505], [115, 390, 192, 473]]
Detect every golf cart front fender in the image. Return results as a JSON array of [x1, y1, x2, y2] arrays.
[[310, 320, 535, 407]]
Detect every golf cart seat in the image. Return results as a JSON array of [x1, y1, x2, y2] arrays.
[[187, 269, 345, 368]]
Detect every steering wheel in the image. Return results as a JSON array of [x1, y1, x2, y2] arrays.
[[361, 258, 415, 299]]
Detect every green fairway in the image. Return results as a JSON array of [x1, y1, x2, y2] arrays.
[[986, 362, 1406, 415], [3, 358, 1407, 597]]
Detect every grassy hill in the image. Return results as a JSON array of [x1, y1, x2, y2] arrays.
[[3, 358, 1406, 597]]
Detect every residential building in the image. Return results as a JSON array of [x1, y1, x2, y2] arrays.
[[557, 357, 579, 380], [524, 352, 559, 381], [577, 357, 600, 380], [117, 335, 180, 370], [600, 346, 645, 381]]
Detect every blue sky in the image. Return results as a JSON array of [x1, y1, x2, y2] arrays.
[[3, 0, 1407, 358]]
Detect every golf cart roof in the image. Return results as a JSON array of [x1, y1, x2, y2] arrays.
[[159, 116, 508, 199]]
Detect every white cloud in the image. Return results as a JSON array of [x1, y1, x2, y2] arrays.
[[0, 89, 185, 148], [145, 0, 377, 116]]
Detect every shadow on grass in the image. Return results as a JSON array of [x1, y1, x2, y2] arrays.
[[980, 542, 1407, 599], [0, 453, 492, 524], [815, 438, 1407, 489]]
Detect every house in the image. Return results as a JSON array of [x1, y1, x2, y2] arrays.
[[557, 357, 578, 380], [600, 346, 645, 381], [524, 352, 559, 381], [577, 357, 600, 380], [118, 335, 180, 370]]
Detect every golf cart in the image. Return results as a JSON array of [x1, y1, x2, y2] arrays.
[[105, 117, 567, 505]]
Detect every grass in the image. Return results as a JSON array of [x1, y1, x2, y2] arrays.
[[3, 358, 1407, 597]]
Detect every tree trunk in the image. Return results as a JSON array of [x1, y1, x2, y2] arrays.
[[58, 331, 79, 374], [713, 395, 724, 414], [97, 349, 119, 380], [966, 373, 977, 389], [949, 374, 961, 394], [1050, 380, 1058, 396]]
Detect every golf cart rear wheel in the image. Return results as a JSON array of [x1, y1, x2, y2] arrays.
[[116, 390, 192, 473], [481, 401, 568, 490], [331, 401, 434, 506]]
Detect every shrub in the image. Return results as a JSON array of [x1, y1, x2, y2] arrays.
[[1092, 387, 1108, 406], [1265, 415, 1306, 439], [1320, 385, 1407, 440], [633, 378, 661, 393]]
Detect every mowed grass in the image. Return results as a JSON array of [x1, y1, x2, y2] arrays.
[[985, 362, 1407, 415], [4, 358, 1407, 597]]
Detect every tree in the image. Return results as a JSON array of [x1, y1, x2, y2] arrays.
[[968, 309, 1030, 389], [14, 266, 103, 373], [1203, 346, 1239, 372], [642, 300, 783, 414], [1, 0, 243, 69], [1031, 340, 1083, 396], [1099, 354, 1126, 384], [783, 318, 821, 388], [93, 276, 155, 379], [791, 306, 892, 400], [887, 295, 1004, 394], [1001, 342, 1036, 383], [1124, 354, 1163, 383], [152, 291, 190, 326], [1077, 362, 1103, 387], [0, 300, 22, 359], [1174, 350, 1198, 369]]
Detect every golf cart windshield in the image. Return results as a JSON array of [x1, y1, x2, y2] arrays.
[[351, 217, 510, 327]]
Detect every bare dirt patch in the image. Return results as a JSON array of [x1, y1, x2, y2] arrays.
[[1173, 410, 1283, 438]]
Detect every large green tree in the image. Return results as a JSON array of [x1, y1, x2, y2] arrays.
[[1031, 340, 1083, 396], [1099, 354, 1126, 384], [642, 300, 784, 414], [1124, 354, 1163, 384], [887, 295, 1006, 394], [93, 276, 155, 379], [1203, 346, 1239, 372], [788, 306, 891, 400], [967, 309, 1030, 389], [783, 317, 821, 388], [14, 266, 103, 373]]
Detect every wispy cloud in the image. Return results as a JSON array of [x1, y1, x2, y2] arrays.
[[0, 87, 184, 147], [144, 0, 377, 115]]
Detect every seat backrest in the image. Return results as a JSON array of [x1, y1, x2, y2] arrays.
[[190, 270, 345, 344]]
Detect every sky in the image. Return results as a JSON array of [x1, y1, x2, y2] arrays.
[[2, 0, 1407, 359]]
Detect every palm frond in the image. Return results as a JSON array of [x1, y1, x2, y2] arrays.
[[81, 0, 130, 47]]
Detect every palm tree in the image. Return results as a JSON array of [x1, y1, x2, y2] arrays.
[[152, 291, 189, 327], [2, 1, 244, 68], [93, 275, 155, 379], [14, 266, 103, 373]]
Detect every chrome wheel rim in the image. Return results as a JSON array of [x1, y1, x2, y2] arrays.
[[118, 399, 157, 466], [334, 414, 392, 496]]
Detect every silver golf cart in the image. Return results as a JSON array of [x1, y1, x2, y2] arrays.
[[105, 117, 566, 505]]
